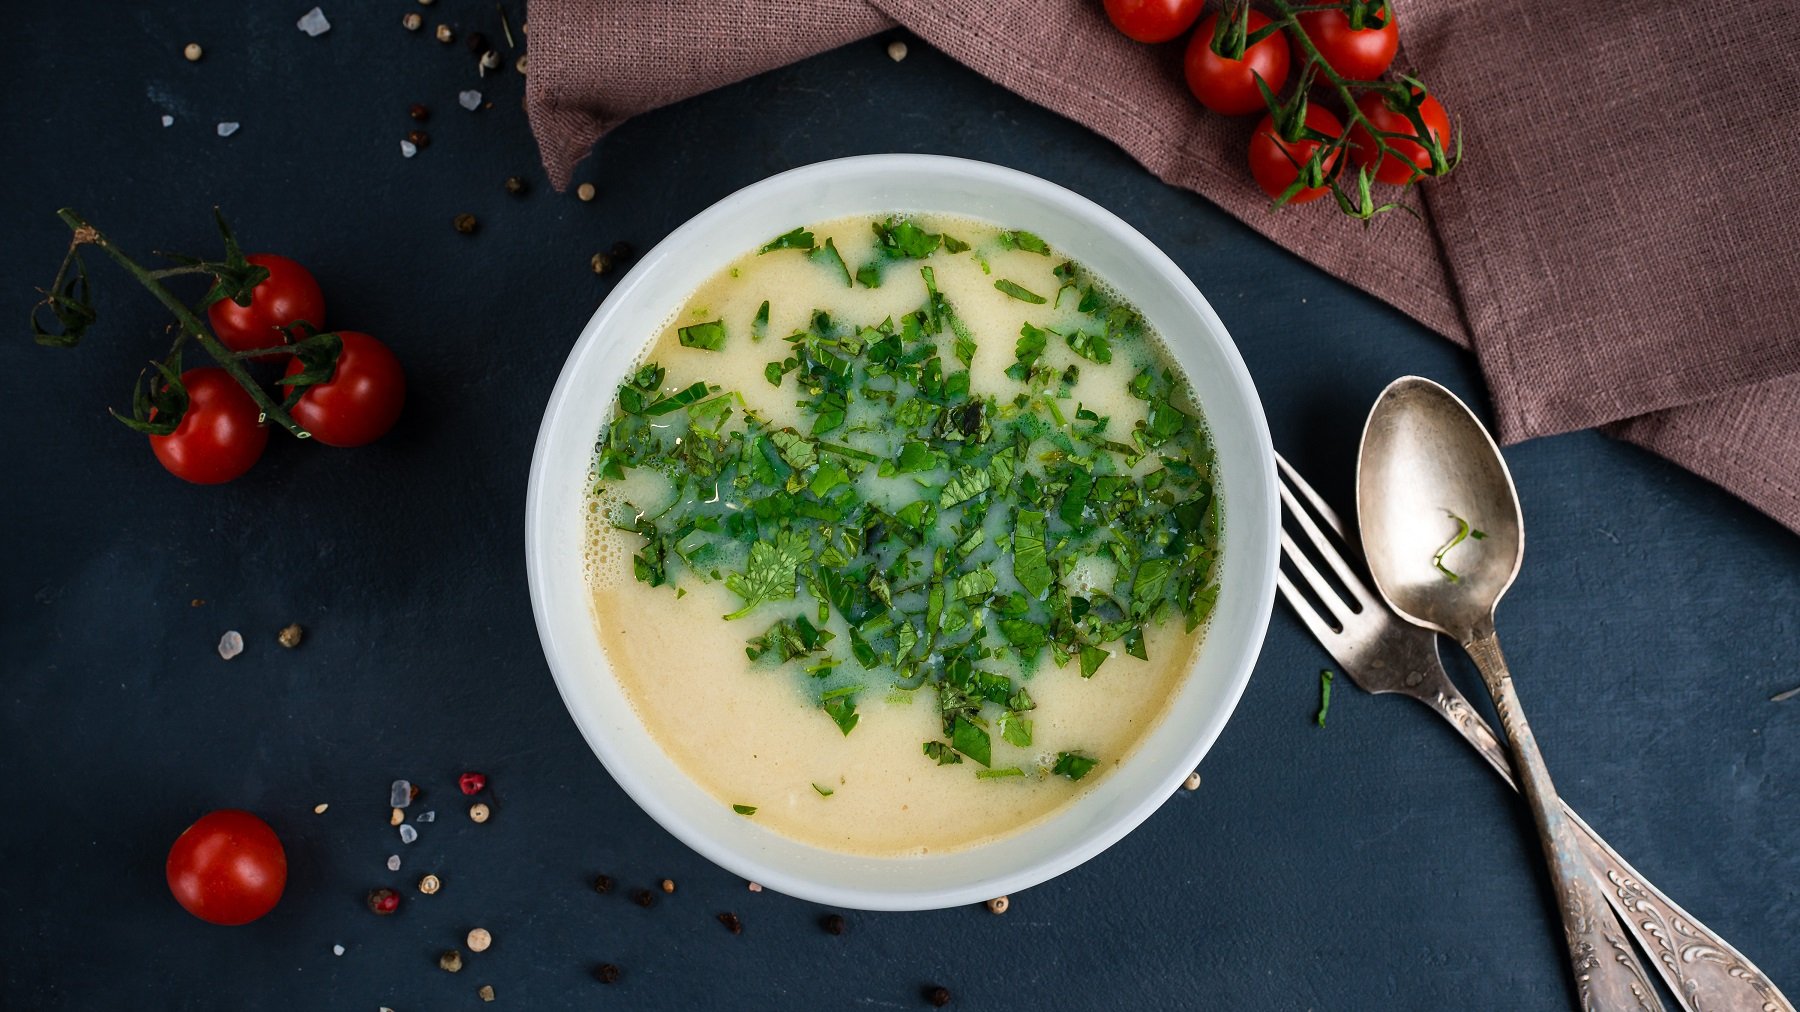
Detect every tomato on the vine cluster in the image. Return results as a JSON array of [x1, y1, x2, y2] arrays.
[[1295, 2, 1398, 81], [1249, 106, 1343, 203], [207, 254, 325, 353], [150, 368, 270, 484], [166, 810, 287, 925], [1350, 90, 1450, 184], [1103, 0, 1205, 43], [1184, 10, 1290, 116], [284, 331, 407, 448]]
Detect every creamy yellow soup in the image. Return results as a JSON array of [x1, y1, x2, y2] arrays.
[[587, 215, 1220, 857]]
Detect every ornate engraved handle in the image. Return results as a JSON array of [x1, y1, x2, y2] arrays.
[[1422, 687, 1792, 1012], [1463, 630, 1662, 1011]]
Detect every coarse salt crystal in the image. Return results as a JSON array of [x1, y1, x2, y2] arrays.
[[390, 780, 413, 808], [386, 854, 401, 871], [332, 944, 344, 956], [217, 122, 239, 138], [217, 630, 244, 659], [398, 823, 418, 844], [401, 140, 418, 158], [160, 115, 174, 127], [297, 7, 330, 36], [416, 810, 435, 823], [458, 90, 482, 111]]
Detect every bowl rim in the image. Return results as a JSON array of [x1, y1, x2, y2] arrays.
[[526, 153, 1277, 910]]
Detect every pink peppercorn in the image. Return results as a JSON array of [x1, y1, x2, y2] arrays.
[[459, 772, 487, 795]]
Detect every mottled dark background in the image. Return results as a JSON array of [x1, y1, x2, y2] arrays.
[[3, 4, 1795, 1009]]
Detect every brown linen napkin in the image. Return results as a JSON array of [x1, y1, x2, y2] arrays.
[[523, 0, 1800, 534]]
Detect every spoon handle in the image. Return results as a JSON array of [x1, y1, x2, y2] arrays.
[[1463, 629, 1663, 1012], [1418, 687, 1793, 1012]]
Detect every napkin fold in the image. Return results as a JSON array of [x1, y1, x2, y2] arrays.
[[524, 0, 1800, 534]]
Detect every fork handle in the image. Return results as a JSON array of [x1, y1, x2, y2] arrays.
[[1463, 630, 1663, 1011], [1420, 684, 1794, 1012]]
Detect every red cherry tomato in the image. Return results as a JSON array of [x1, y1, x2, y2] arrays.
[[1184, 10, 1290, 116], [1295, 3, 1399, 81], [207, 254, 326, 353], [1102, 0, 1205, 44], [1247, 105, 1344, 204], [1350, 91, 1451, 185], [149, 368, 269, 484], [283, 331, 406, 447], [166, 810, 287, 926]]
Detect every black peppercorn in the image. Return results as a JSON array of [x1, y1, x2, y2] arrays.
[[716, 911, 742, 935], [630, 888, 654, 908], [608, 240, 634, 261], [594, 963, 621, 985], [407, 129, 430, 149], [465, 31, 488, 53], [452, 213, 478, 235], [821, 913, 846, 936], [589, 252, 615, 276], [926, 985, 951, 1007], [504, 175, 528, 196], [593, 874, 613, 894], [409, 103, 430, 122]]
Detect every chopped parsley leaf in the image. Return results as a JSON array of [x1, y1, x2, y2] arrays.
[[758, 227, 815, 253], [812, 783, 835, 797], [732, 803, 758, 815], [1051, 751, 1098, 781], [809, 237, 851, 287], [679, 320, 726, 351], [994, 279, 1047, 304], [1316, 669, 1334, 727], [999, 230, 1051, 255], [951, 715, 991, 767]]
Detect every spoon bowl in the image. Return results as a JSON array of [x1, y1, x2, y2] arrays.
[[1355, 376, 1524, 636]]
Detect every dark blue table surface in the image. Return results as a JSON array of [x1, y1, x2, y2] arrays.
[[5, 5, 1796, 1009]]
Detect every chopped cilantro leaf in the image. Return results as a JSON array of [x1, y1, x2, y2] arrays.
[[1079, 645, 1109, 678], [823, 692, 860, 736], [1051, 752, 1098, 781], [940, 465, 992, 509], [1065, 329, 1112, 364], [1012, 508, 1052, 599], [999, 712, 1033, 748], [678, 320, 726, 351], [994, 279, 1047, 304], [951, 715, 991, 767], [809, 237, 851, 287], [752, 300, 770, 341], [999, 230, 1051, 255], [732, 803, 758, 815], [758, 227, 815, 253], [942, 234, 971, 253], [723, 528, 809, 619], [923, 741, 963, 766]]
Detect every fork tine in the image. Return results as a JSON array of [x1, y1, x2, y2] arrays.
[[1276, 568, 1345, 648], [1275, 452, 1347, 538], [1278, 529, 1360, 625], [1276, 479, 1380, 612]]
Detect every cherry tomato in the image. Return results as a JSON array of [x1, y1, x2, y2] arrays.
[[166, 810, 287, 926], [1296, 3, 1399, 81], [283, 331, 405, 447], [1350, 91, 1451, 185], [1102, 0, 1205, 44], [1247, 105, 1344, 204], [207, 254, 326, 353], [1184, 10, 1290, 116], [149, 368, 269, 484]]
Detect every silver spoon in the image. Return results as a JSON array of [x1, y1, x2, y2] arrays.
[[1356, 376, 1661, 1012]]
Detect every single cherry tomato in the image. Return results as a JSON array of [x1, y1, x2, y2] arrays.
[[149, 368, 269, 484], [1350, 91, 1451, 184], [1295, 3, 1399, 81], [207, 254, 326, 352], [1184, 10, 1291, 116], [283, 331, 406, 447], [1247, 105, 1344, 204], [1102, 0, 1205, 44], [166, 810, 287, 926]]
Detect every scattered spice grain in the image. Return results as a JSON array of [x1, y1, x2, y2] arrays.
[[459, 771, 488, 794], [277, 623, 304, 648], [366, 888, 401, 915], [926, 985, 951, 1007], [589, 252, 616, 276], [419, 874, 441, 895], [660, 879, 676, 894], [453, 214, 479, 236], [1184, 771, 1202, 791], [402, 12, 423, 30], [630, 888, 654, 908], [515, 54, 528, 74], [985, 896, 1009, 915], [746, 882, 763, 893], [594, 963, 621, 985], [439, 949, 463, 972], [888, 40, 908, 62], [480, 50, 501, 72], [467, 927, 492, 952], [409, 103, 430, 122], [716, 911, 743, 935], [468, 801, 490, 821], [313, 803, 329, 815], [593, 874, 613, 894], [390, 808, 405, 826], [503, 176, 527, 196], [184, 43, 203, 62], [821, 913, 846, 935], [435, 24, 454, 43], [477, 984, 495, 1002], [407, 129, 431, 150], [576, 183, 596, 202]]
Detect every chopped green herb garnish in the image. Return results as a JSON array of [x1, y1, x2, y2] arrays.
[[1051, 751, 1098, 781], [758, 227, 815, 253], [976, 767, 1025, 780], [1433, 511, 1476, 583], [752, 300, 770, 341], [999, 230, 1051, 255], [951, 715, 991, 767], [994, 278, 1047, 304], [923, 741, 963, 765], [1316, 669, 1334, 727], [679, 320, 726, 351], [732, 804, 758, 816], [812, 783, 834, 797], [809, 237, 851, 287]]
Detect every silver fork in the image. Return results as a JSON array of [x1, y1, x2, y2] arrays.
[[1274, 452, 1791, 1012]]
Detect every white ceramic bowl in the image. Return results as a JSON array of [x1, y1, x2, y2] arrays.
[[526, 154, 1277, 911]]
